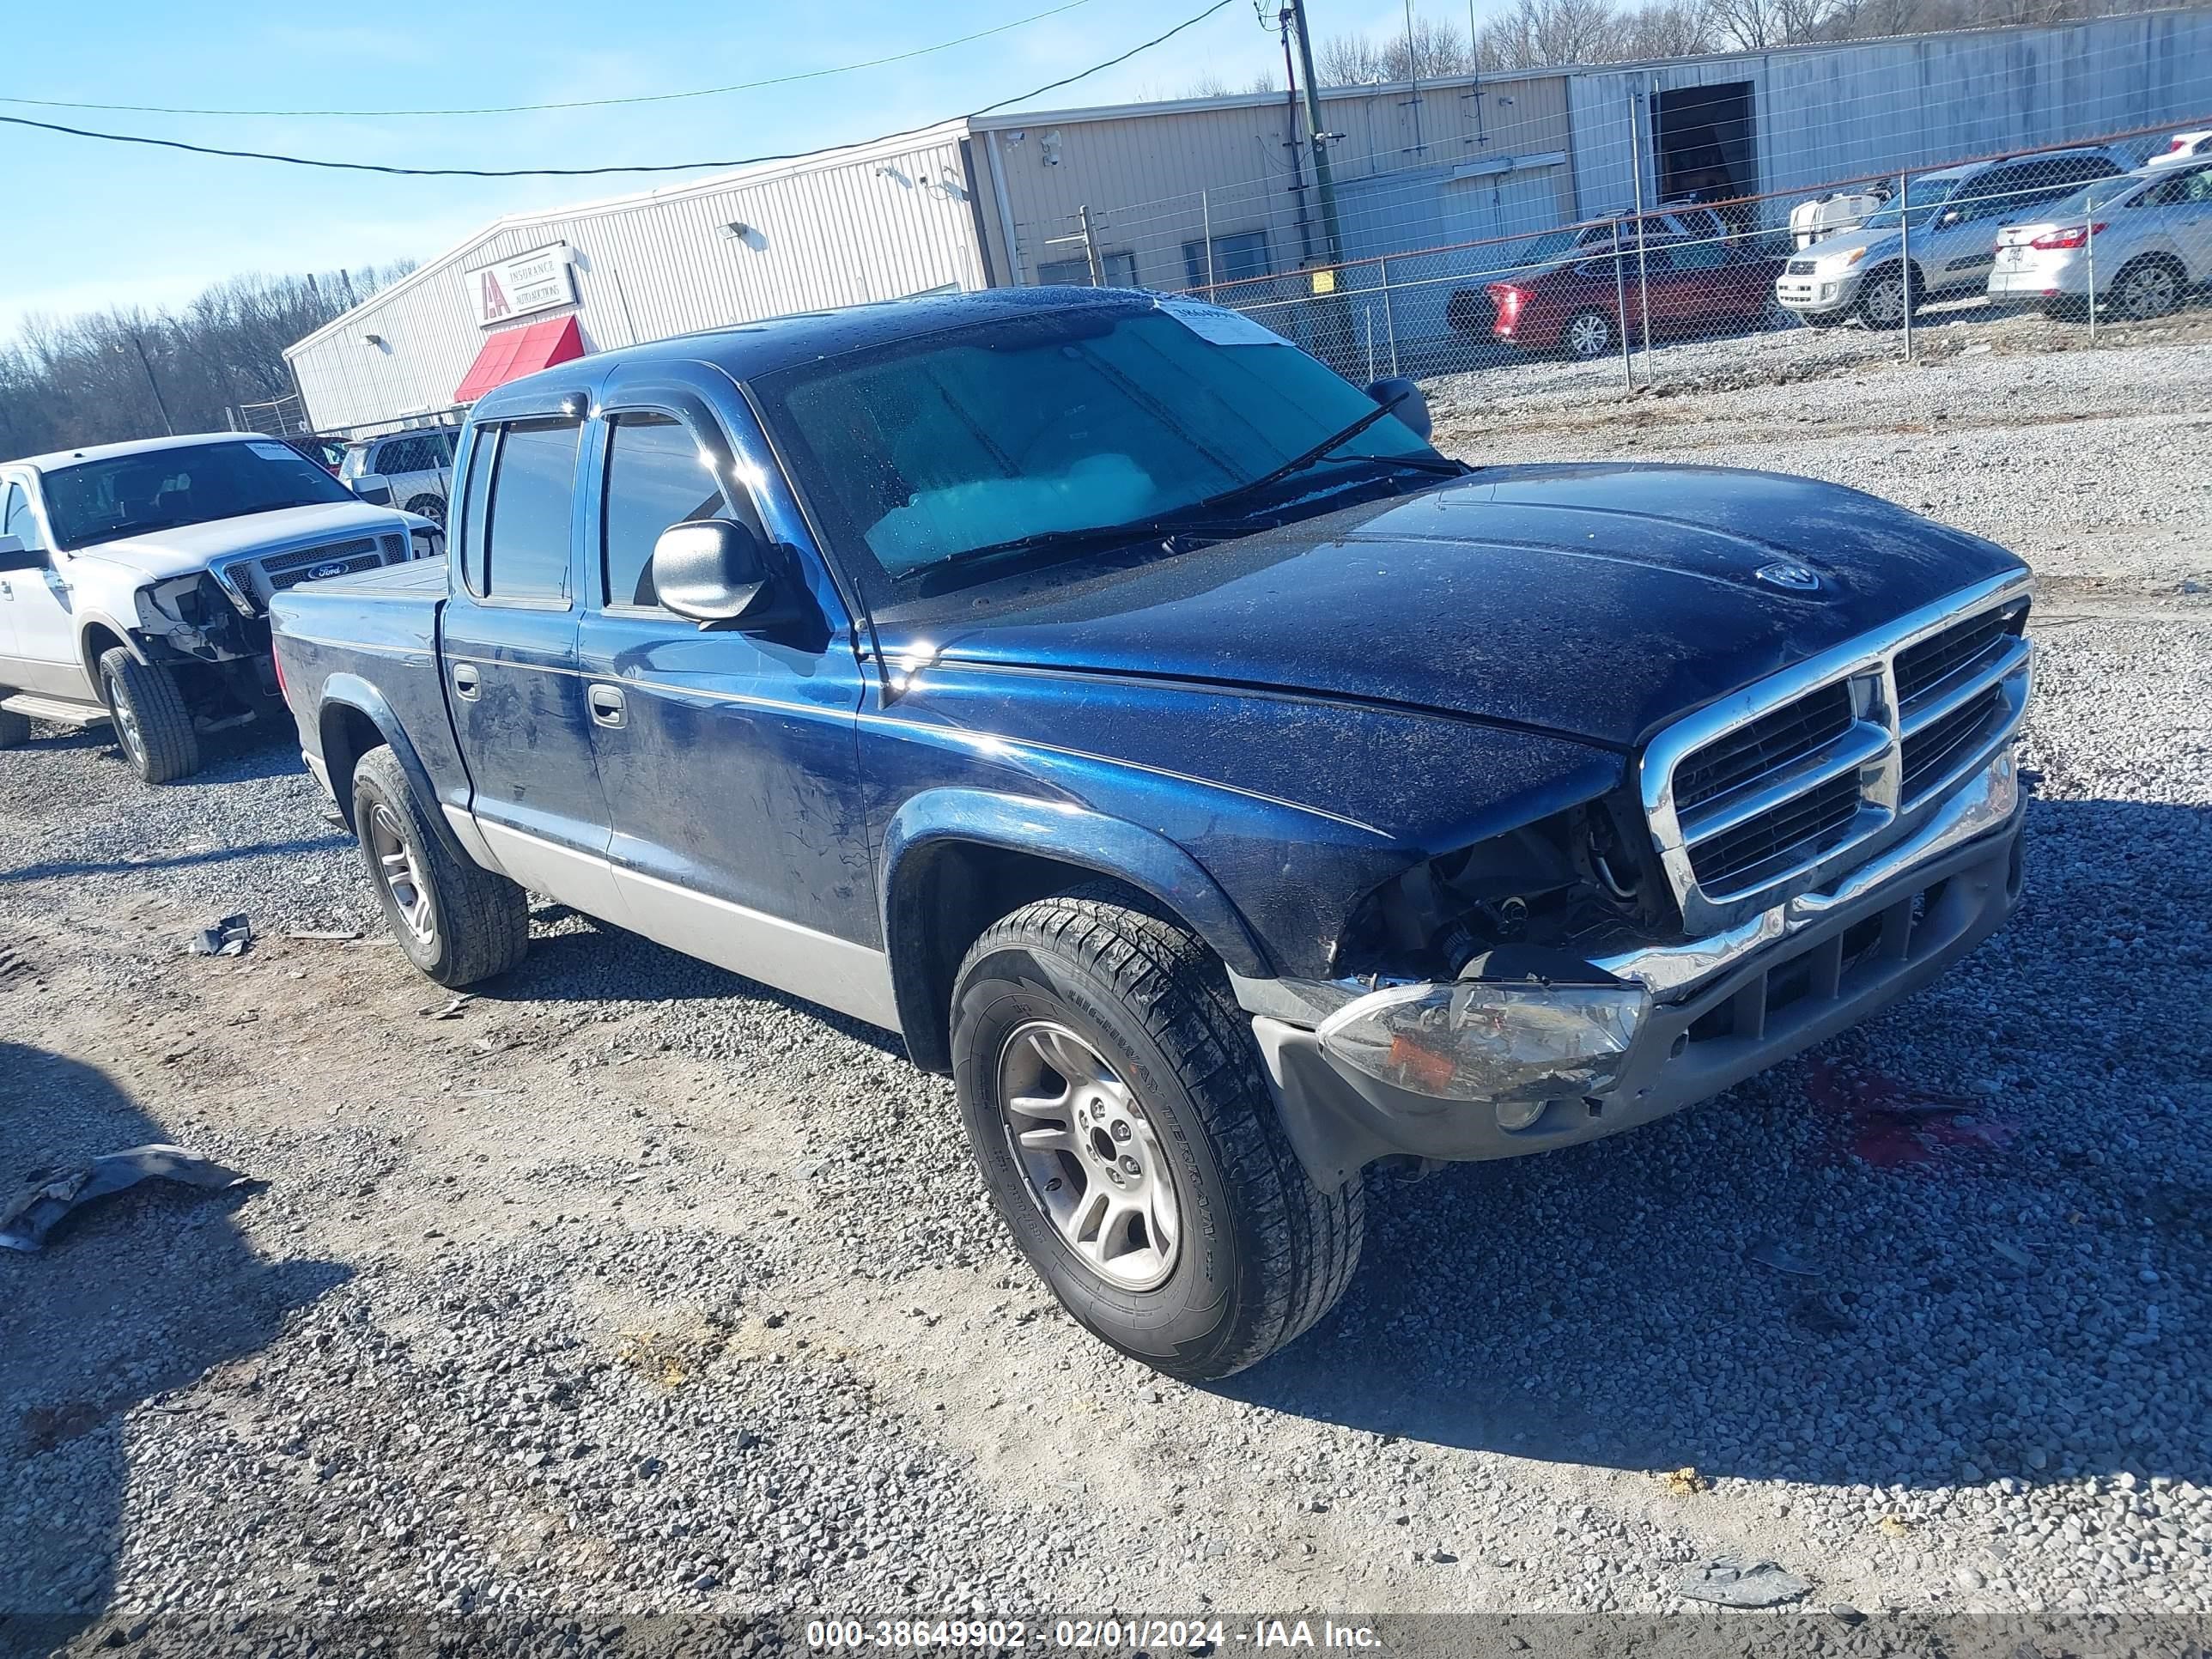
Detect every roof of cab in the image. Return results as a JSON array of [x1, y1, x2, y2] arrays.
[[471, 287, 1153, 421], [6, 430, 270, 474]]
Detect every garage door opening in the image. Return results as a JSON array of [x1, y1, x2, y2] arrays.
[[1652, 81, 1757, 218]]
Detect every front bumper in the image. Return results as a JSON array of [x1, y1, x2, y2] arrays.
[[1775, 269, 1863, 314], [1248, 750, 2026, 1188]]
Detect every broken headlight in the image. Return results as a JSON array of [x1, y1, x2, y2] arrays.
[[1316, 949, 1650, 1105]]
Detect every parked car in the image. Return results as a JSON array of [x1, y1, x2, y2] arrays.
[[0, 433, 435, 781], [270, 288, 2033, 1380], [1774, 147, 2126, 328], [1487, 234, 1788, 358], [340, 425, 461, 524], [2144, 130, 2212, 169], [1989, 158, 2212, 320], [1445, 206, 1735, 343]]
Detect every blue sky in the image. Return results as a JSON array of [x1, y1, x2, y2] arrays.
[[0, 0, 1413, 340]]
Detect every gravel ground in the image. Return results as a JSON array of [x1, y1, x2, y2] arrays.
[[2, 330, 2208, 1657]]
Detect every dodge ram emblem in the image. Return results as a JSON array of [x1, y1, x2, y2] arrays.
[[1755, 561, 1821, 591], [310, 561, 348, 581]]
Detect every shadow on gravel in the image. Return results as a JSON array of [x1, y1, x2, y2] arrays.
[[0, 834, 351, 885], [0, 1042, 349, 1653], [1224, 795, 2212, 1499]]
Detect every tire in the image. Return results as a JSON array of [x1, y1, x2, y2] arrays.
[[2110, 257, 2184, 322], [1563, 308, 1616, 360], [351, 744, 528, 987], [98, 647, 199, 783], [1856, 264, 1917, 331], [0, 705, 28, 748], [950, 886, 1364, 1382], [404, 494, 447, 526]]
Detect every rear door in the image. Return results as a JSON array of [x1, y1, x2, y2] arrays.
[[573, 360, 889, 1024], [441, 395, 623, 918], [0, 477, 82, 698]]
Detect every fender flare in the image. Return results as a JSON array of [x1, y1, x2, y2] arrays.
[[314, 673, 472, 867], [76, 614, 149, 676], [878, 787, 1273, 1064]]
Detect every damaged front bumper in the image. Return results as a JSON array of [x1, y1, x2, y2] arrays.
[[1240, 749, 2027, 1188]]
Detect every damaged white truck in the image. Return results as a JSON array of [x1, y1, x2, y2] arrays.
[[0, 433, 436, 781]]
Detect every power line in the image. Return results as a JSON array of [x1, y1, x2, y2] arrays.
[[0, 0, 1236, 179], [0, 0, 1097, 118]]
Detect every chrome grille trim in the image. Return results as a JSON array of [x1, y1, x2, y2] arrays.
[[1641, 571, 2033, 934], [209, 532, 410, 616]]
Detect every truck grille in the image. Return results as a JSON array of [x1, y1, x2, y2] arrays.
[[1786, 258, 1818, 275], [1643, 579, 2033, 930], [216, 533, 406, 613]]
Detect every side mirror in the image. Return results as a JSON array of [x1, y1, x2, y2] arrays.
[[652, 520, 770, 625], [1938, 209, 1963, 228], [352, 475, 394, 507], [1364, 375, 1432, 441]]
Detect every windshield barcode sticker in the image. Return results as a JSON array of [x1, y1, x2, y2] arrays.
[[1153, 296, 1287, 348]]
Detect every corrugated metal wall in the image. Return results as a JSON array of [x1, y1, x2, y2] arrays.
[[288, 124, 986, 432], [971, 73, 1577, 292], [1568, 10, 2212, 225]]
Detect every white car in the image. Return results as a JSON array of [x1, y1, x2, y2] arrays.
[[339, 425, 461, 525], [1989, 159, 2212, 320], [2145, 131, 2212, 169], [0, 433, 434, 782]]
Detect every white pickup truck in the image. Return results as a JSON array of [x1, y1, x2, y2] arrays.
[[0, 433, 436, 782]]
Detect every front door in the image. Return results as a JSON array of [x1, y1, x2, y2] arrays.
[[573, 363, 890, 1026], [0, 480, 84, 699], [441, 407, 623, 919]]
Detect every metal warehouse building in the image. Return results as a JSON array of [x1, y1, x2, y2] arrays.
[[287, 8, 2212, 431]]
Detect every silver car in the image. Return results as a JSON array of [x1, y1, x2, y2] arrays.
[[1775, 148, 2124, 329], [339, 426, 461, 525], [1988, 159, 2212, 320]]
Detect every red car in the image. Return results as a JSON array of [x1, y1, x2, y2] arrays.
[[1487, 235, 1788, 359]]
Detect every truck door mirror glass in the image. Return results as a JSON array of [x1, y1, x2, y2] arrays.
[[1364, 376, 1432, 442], [652, 520, 770, 625], [353, 474, 394, 507]]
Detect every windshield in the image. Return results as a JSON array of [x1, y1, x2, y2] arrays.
[[1863, 174, 1961, 232], [42, 440, 356, 550], [756, 301, 1439, 595], [2039, 173, 2149, 220], [1500, 228, 1582, 271]]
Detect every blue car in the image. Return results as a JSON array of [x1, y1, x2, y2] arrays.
[[270, 288, 2033, 1379]]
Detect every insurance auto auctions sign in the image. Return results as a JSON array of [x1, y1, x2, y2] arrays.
[[467, 245, 577, 327]]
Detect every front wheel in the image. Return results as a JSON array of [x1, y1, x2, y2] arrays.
[[98, 647, 199, 783], [351, 745, 528, 986], [1563, 308, 1617, 360], [1856, 264, 1917, 331], [951, 888, 1364, 1382]]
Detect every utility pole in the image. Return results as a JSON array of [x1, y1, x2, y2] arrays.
[[1286, 0, 1345, 267], [126, 331, 174, 435], [1278, 9, 1316, 265]]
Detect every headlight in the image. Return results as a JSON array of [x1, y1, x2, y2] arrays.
[[1316, 959, 1650, 1108]]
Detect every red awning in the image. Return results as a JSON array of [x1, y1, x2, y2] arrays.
[[453, 314, 586, 404]]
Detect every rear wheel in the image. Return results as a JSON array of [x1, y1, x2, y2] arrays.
[[951, 887, 1364, 1381], [2111, 257, 2184, 321], [98, 647, 199, 783], [351, 745, 528, 987], [1856, 264, 1917, 331], [1563, 308, 1616, 360]]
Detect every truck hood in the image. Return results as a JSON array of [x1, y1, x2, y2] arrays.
[[1800, 224, 1903, 265], [65, 501, 418, 583], [879, 464, 2027, 750]]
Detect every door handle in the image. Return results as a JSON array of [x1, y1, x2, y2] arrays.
[[453, 663, 480, 701], [587, 684, 626, 728], [0, 580, 11, 599]]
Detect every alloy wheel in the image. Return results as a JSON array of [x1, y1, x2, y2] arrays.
[[996, 1019, 1181, 1291], [368, 803, 436, 946], [1566, 313, 1613, 359], [2116, 264, 2179, 321], [105, 672, 145, 770]]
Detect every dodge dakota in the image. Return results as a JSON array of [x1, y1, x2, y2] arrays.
[[1, 433, 437, 781], [270, 288, 2033, 1379]]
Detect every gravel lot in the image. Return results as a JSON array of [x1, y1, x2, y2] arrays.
[[3, 327, 2208, 1657]]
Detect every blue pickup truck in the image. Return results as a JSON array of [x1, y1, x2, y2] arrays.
[[270, 288, 2033, 1379]]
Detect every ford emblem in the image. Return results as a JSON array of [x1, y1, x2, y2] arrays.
[[1755, 561, 1821, 592], [310, 561, 348, 581]]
